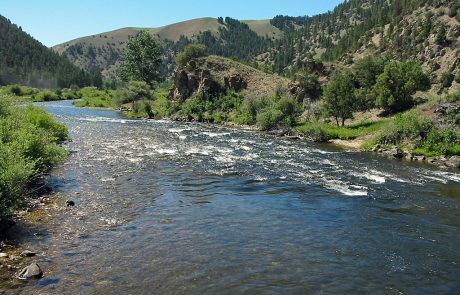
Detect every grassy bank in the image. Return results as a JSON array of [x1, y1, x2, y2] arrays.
[[0, 95, 68, 218]]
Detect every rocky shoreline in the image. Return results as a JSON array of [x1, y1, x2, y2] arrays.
[[0, 190, 69, 286], [367, 144, 460, 169]]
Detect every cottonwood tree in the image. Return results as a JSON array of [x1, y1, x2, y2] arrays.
[[119, 31, 162, 87], [322, 70, 357, 126]]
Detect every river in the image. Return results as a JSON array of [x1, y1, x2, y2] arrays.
[[5, 100, 460, 294]]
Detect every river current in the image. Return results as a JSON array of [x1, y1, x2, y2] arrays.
[[6, 100, 460, 294]]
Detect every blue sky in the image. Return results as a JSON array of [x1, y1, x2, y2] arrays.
[[1, 0, 344, 47]]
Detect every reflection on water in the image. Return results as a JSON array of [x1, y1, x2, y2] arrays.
[[8, 100, 460, 294]]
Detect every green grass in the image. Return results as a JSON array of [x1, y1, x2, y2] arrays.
[[294, 119, 390, 140], [72, 87, 117, 108], [0, 95, 68, 217]]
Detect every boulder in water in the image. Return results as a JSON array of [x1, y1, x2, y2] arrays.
[[20, 250, 36, 257], [17, 263, 43, 280], [446, 156, 460, 168], [390, 147, 404, 158]]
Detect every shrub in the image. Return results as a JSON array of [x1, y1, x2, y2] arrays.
[[373, 61, 430, 113], [114, 81, 152, 104], [454, 72, 460, 84], [256, 108, 283, 130], [376, 111, 432, 145], [440, 72, 454, 89], [294, 72, 321, 100], [9, 85, 23, 96], [34, 90, 60, 101], [176, 44, 208, 67], [180, 96, 212, 121], [375, 110, 460, 156], [446, 88, 460, 103], [0, 97, 68, 217]]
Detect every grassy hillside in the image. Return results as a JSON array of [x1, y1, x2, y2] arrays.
[[52, 17, 281, 80]]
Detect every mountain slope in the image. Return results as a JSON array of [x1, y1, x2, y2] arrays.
[[0, 15, 100, 88], [54, 0, 459, 91], [52, 17, 281, 79], [269, 0, 459, 89]]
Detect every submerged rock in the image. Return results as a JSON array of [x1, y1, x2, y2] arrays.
[[413, 155, 426, 161], [66, 200, 75, 207], [17, 263, 43, 280], [20, 250, 36, 257]]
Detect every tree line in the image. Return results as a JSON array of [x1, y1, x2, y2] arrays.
[[0, 15, 102, 89]]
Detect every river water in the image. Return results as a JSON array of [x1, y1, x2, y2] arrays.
[[6, 100, 460, 294]]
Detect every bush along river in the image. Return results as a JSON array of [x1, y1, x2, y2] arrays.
[[1, 100, 459, 294]]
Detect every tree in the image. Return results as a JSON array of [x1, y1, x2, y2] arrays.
[[373, 61, 430, 113], [322, 71, 357, 126], [353, 56, 388, 89], [175, 44, 208, 67], [436, 25, 448, 46], [294, 72, 322, 100], [119, 31, 162, 87]]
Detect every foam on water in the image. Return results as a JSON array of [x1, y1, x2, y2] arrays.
[[78, 117, 130, 124], [202, 132, 231, 138]]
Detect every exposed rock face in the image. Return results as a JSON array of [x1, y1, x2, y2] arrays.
[[288, 81, 306, 103], [224, 74, 247, 92], [169, 67, 222, 100], [169, 56, 291, 101], [435, 103, 460, 115], [17, 263, 43, 280], [171, 70, 191, 101]]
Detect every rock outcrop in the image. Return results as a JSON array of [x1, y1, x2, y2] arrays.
[[169, 67, 223, 101], [446, 156, 460, 168], [224, 74, 247, 92], [169, 56, 291, 101]]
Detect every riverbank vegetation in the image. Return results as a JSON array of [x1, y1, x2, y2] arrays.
[[64, 35, 459, 161], [0, 95, 68, 218]]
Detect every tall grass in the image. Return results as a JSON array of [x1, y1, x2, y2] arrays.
[[0, 96, 68, 217]]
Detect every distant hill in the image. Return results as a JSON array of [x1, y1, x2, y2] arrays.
[[52, 17, 282, 80], [54, 0, 459, 91], [0, 15, 100, 89]]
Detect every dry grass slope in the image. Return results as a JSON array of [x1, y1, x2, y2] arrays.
[[195, 55, 290, 98]]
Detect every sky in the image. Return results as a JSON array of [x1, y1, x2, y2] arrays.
[[1, 0, 344, 47]]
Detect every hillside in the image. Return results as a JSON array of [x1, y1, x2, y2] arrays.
[[0, 15, 100, 88], [170, 55, 291, 101], [53, 17, 281, 79], [54, 0, 458, 92], [269, 0, 459, 90]]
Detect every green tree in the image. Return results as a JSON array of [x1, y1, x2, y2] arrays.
[[322, 71, 357, 126], [119, 31, 162, 87], [373, 61, 430, 113], [353, 56, 388, 89], [294, 72, 322, 100], [176, 44, 208, 67], [436, 25, 448, 46]]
